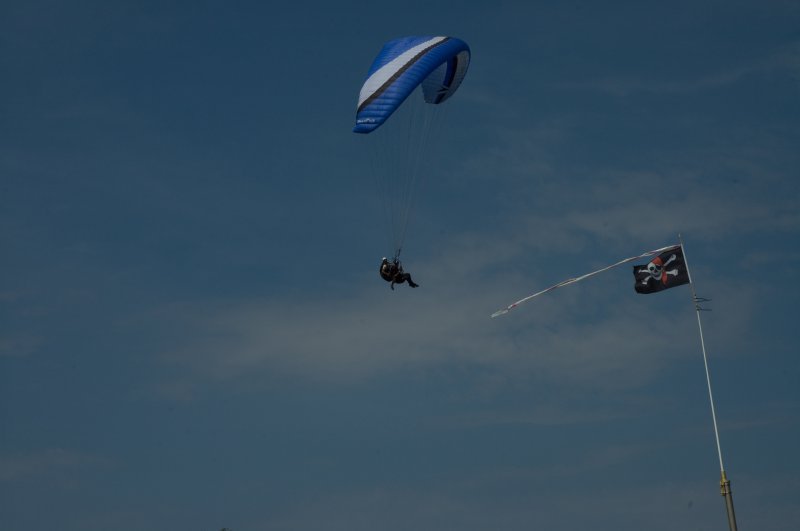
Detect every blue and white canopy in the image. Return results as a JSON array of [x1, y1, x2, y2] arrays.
[[353, 36, 470, 134]]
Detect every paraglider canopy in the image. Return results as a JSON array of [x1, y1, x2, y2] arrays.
[[354, 36, 470, 134]]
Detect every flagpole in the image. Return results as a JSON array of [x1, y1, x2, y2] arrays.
[[679, 234, 739, 531]]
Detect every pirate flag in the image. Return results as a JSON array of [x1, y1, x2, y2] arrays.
[[633, 246, 690, 294]]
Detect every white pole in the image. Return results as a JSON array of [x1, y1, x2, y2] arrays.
[[679, 234, 738, 531], [679, 234, 724, 471]]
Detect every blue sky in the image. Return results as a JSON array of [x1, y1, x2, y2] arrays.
[[2, 1, 799, 529]]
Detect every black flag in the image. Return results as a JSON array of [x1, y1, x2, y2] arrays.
[[633, 246, 690, 294]]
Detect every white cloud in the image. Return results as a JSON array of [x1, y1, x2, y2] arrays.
[[0, 448, 107, 482], [143, 150, 793, 397], [0, 335, 41, 357], [247, 466, 728, 531], [554, 40, 800, 97], [151, 231, 716, 399]]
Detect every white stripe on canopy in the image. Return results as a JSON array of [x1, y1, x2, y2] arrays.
[[357, 36, 447, 109]]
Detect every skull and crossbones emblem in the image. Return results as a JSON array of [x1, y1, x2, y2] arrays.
[[638, 254, 680, 285]]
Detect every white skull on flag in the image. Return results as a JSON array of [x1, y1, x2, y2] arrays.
[[638, 254, 679, 285]]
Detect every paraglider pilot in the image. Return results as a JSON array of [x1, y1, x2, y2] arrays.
[[380, 257, 419, 290]]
